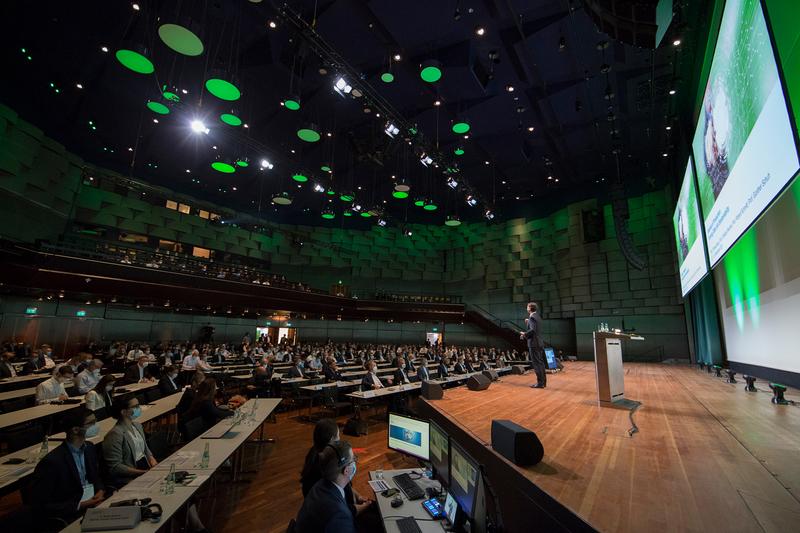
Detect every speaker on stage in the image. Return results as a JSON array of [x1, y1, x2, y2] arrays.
[[467, 374, 491, 391], [482, 369, 499, 382], [491, 419, 544, 466], [511, 365, 527, 375], [421, 380, 444, 400]]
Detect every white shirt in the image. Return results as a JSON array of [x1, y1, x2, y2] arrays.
[[127, 426, 147, 462], [182, 355, 199, 370], [370, 372, 383, 388], [85, 390, 108, 411], [126, 349, 143, 361], [76, 369, 100, 394], [36, 377, 66, 404]]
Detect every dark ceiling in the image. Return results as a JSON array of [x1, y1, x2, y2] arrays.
[[0, 0, 700, 227]]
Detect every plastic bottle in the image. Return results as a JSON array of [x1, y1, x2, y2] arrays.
[[165, 463, 176, 494], [200, 442, 210, 469], [37, 435, 49, 462]]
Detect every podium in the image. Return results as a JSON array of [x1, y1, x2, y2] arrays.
[[592, 331, 644, 405]]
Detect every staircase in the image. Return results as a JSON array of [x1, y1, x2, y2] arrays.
[[464, 305, 527, 351]]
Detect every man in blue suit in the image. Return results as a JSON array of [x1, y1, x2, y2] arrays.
[[521, 302, 546, 388], [416, 358, 430, 381], [295, 440, 357, 533]]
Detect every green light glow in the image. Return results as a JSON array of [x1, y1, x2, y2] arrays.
[[454, 147, 465, 156], [146, 101, 170, 115], [321, 212, 335, 219], [297, 127, 321, 142], [423, 204, 438, 211], [381, 72, 394, 83], [340, 194, 355, 202], [723, 229, 760, 331], [321, 165, 332, 172], [445, 218, 461, 226], [327, 189, 336, 196], [452, 121, 470, 134], [343, 211, 353, 217], [220, 113, 242, 126], [292, 173, 309, 182], [420, 66, 442, 83], [115, 49, 154, 74], [235, 159, 249, 167], [414, 200, 425, 207], [392, 190, 409, 199], [283, 99, 301, 111], [211, 161, 236, 173], [163, 91, 180, 102], [158, 24, 204, 56], [360, 212, 372, 218], [205, 78, 241, 101]]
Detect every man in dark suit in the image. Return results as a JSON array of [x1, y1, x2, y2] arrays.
[[158, 366, 181, 396], [123, 356, 154, 384], [453, 357, 468, 374], [416, 359, 430, 381], [477, 356, 490, 371], [361, 361, 384, 391], [334, 352, 347, 365], [295, 440, 357, 533], [521, 301, 546, 388], [25, 407, 106, 524], [287, 356, 306, 379], [323, 358, 344, 382], [392, 357, 411, 386], [437, 357, 450, 378], [0, 350, 17, 378]]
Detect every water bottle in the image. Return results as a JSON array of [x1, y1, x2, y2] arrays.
[[249, 398, 257, 422], [165, 463, 176, 494], [37, 435, 49, 462], [200, 442, 210, 469]]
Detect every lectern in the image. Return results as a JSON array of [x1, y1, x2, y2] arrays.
[[592, 331, 644, 405]]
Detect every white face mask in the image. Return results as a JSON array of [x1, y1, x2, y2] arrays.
[[105, 385, 114, 392]]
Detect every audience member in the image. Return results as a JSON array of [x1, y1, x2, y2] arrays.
[[35, 366, 73, 404], [123, 356, 154, 384], [102, 396, 157, 489], [182, 378, 233, 432], [84, 374, 116, 415], [295, 440, 358, 533], [76, 359, 103, 394], [0, 350, 17, 378], [158, 365, 181, 396]]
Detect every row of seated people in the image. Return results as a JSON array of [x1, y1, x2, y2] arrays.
[[5, 370, 238, 530]]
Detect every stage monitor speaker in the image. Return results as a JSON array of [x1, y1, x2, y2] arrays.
[[421, 380, 444, 400], [511, 365, 527, 375], [467, 374, 491, 391], [491, 419, 544, 466], [482, 369, 499, 382]]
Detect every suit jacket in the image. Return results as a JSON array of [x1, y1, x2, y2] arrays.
[[26, 441, 104, 521], [361, 372, 383, 391], [454, 362, 467, 374], [416, 366, 430, 381], [464, 361, 475, 372], [184, 399, 233, 431], [323, 365, 343, 382], [0, 360, 15, 378], [393, 368, 411, 385], [102, 421, 152, 478], [21, 359, 43, 375], [406, 359, 416, 372], [123, 364, 148, 384], [295, 479, 356, 533], [478, 361, 489, 371], [158, 376, 180, 396], [335, 354, 346, 364], [525, 312, 544, 349], [437, 363, 449, 378], [287, 365, 305, 379]]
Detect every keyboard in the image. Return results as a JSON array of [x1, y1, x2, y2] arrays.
[[396, 517, 422, 533], [392, 473, 425, 500]]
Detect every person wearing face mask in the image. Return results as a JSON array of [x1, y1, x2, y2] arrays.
[[35, 366, 73, 404], [295, 439, 358, 533], [123, 355, 154, 384], [76, 359, 104, 394], [416, 358, 431, 381], [158, 365, 181, 396], [360, 360, 384, 391], [0, 349, 17, 378], [287, 355, 306, 378], [39, 345, 56, 369], [102, 397, 157, 489], [438, 356, 450, 379], [24, 407, 105, 525], [392, 357, 411, 386], [85, 375, 117, 417]]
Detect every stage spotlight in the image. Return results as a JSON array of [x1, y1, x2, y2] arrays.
[[769, 383, 789, 405], [404, 229, 413, 237], [268, 20, 277, 29], [394, 53, 401, 61], [725, 370, 737, 384], [333, 77, 353, 96], [484, 209, 495, 220], [260, 159, 274, 170], [420, 153, 433, 167], [190, 119, 209, 134], [377, 218, 387, 227], [447, 177, 459, 189], [313, 183, 326, 193], [466, 195, 478, 206], [352, 204, 362, 213], [475, 26, 485, 36], [744, 375, 757, 392], [384, 122, 400, 138], [672, 38, 681, 46]]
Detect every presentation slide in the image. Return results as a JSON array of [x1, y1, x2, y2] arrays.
[[449, 443, 478, 516], [715, 174, 800, 375], [673, 157, 709, 296], [388, 413, 430, 461], [692, 0, 799, 267]]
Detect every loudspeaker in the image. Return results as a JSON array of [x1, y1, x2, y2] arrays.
[[511, 365, 527, 375], [421, 380, 444, 400], [467, 374, 491, 391], [491, 419, 544, 466], [482, 369, 499, 382]]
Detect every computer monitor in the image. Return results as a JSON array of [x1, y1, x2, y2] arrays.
[[544, 347, 557, 369], [449, 440, 480, 519], [429, 420, 450, 484], [444, 492, 459, 526], [388, 412, 430, 461]]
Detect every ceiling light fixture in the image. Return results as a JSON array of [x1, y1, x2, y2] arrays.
[[420, 153, 433, 167], [321, 208, 335, 220], [313, 183, 326, 193], [452, 119, 470, 134], [447, 177, 459, 189], [419, 59, 443, 83], [297, 122, 321, 142], [475, 27, 485, 36], [333, 77, 353, 96], [272, 191, 293, 205], [384, 122, 400, 138], [505, 85, 515, 92], [466, 195, 478, 207], [282, 95, 301, 111], [672, 39, 681, 46], [394, 53, 401, 61], [190, 119, 209, 134], [453, 146, 464, 156], [268, 20, 277, 29], [445, 215, 461, 227], [260, 159, 274, 170]]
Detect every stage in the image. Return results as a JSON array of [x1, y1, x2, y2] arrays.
[[419, 362, 800, 533]]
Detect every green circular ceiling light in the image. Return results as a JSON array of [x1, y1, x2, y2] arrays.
[[339, 193, 355, 202], [423, 201, 438, 211], [291, 172, 309, 183], [413, 198, 425, 207], [321, 165, 332, 173], [321, 211, 336, 220], [235, 158, 249, 168], [146, 101, 170, 115], [392, 190, 409, 199], [272, 192, 293, 205], [205, 78, 241, 101], [452, 121, 471, 134], [297, 126, 321, 142], [211, 161, 236, 173], [445, 216, 462, 227], [381, 72, 394, 83], [115, 49, 154, 74], [360, 211, 372, 218], [420, 60, 443, 83], [283, 97, 301, 111], [163, 90, 180, 102], [454, 147, 465, 156], [158, 24, 204, 57], [220, 113, 242, 126], [326, 189, 336, 196], [343, 211, 353, 217]]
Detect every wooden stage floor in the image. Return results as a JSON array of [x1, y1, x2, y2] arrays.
[[428, 362, 800, 533]]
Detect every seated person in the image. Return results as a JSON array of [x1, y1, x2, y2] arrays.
[[25, 407, 105, 525], [360, 361, 384, 391], [76, 359, 103, 394], [0, 349, 17, 378], [35, 366, 73, 404], [102, 396, 157, 489], [177, 370, 205, 418], [181, 349, 201, 371], [287, 356, 306, 378], [416, 358, 431, 381], [85, 375, 117, 415], [295, 440, 359, 533], [477, 356, 490, 371], [158, 366, 181, 396], [182, 378, 233, 432], [123, 356, 154, 384], [464, 357, 475, 373], [323, 357, 344, 382], [393, 357, 411, 385], [453, 356, 468, 374], [438, 357, 450, 378]]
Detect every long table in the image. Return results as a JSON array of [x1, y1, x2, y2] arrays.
[[0, 372, 126, 403], [62, 398, 281, 533]]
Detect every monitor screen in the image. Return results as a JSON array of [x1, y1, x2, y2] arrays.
[[449, 440, 480, 519], [691, 0, 799, 267], [388, 412, 430, 461], [544, 348, 557, 369], [444, 492, 458, 525], [673, 156, 710, 296], [429, 420, 449, 484]]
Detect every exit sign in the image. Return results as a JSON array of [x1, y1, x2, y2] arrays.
[[25, 306, 38, 315], [432, 327, 438, 332], [76, 310, 87, 317]]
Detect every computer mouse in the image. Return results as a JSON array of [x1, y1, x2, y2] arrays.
[[391, 497, 403, 508]]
